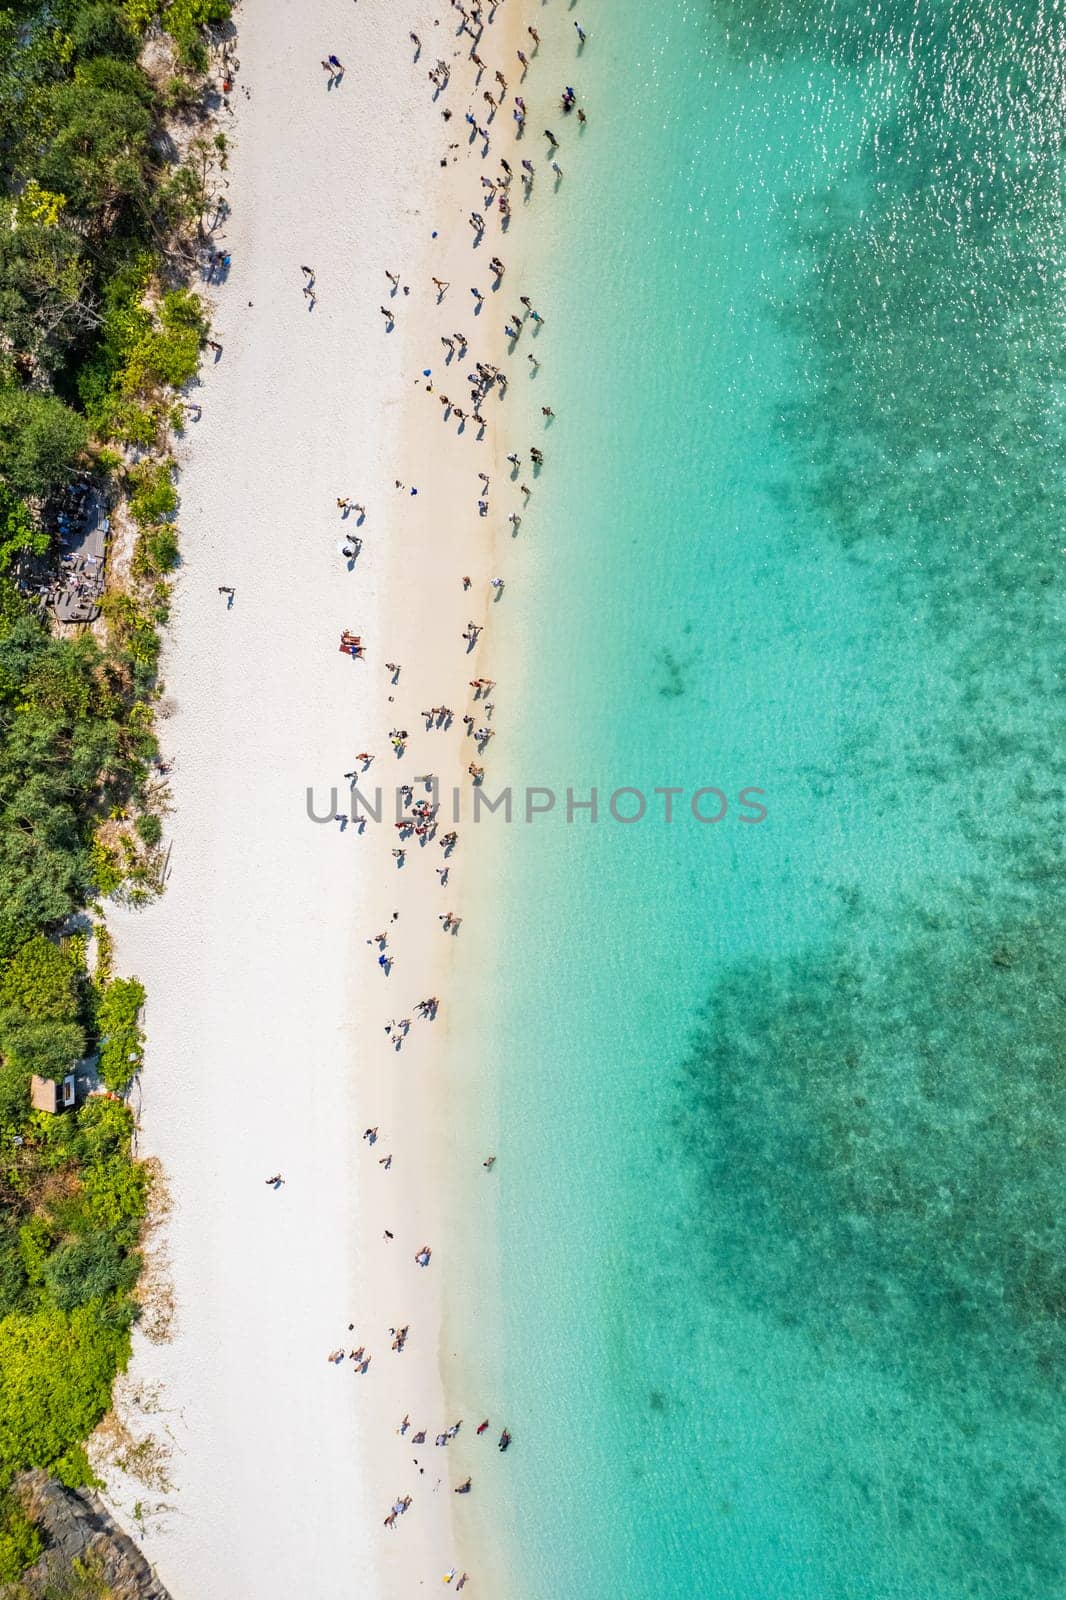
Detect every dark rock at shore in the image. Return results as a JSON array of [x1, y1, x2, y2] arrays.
[[1, 1472, 173, 1600]]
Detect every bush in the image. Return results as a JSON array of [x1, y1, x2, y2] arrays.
[[90, 838, 123, 898], [80, 264, 206, 447], [0, 1017, 85, 1083], [69, 4, 139, 62], [0, 488, 48, 576], [101, 591, 161, 673], [36, 59, 154, 217], [17, 1218, 55, 1291], [0, 1226, 29, 1320], [134, 524, 179, 578], [0, 391, 89, 502], [71, 1096, 133, 1166], [42, 1231, 135, 1312], [82, 1156, 148, 1239], [161, 0, 232, 62], [127, 459, 177, 528], [134, 812, 162, 847], [152, 289, 206, 387], [0, 1063, 30, 1139], [0, 1306, 130, 1478], [96, 977, 144, 1093], [52, 1439, 101, 1490], [0, 938, 81, 1025], [0, 1496, 42, 1582]]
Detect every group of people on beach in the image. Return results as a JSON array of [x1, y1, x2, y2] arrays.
[[249, 2, 588, 1587], [355, 2, 581, 1576]]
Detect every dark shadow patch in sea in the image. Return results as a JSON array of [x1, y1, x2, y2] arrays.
[[668, 880, 1064, 1596]]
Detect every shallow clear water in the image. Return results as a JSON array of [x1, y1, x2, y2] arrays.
[[478, 1, 1064, 1595]]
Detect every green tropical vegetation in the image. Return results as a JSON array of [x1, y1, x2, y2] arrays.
[[0, 0, 231, 1575]]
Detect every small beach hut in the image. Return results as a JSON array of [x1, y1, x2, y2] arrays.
[[29, 1074, 76, 1114]]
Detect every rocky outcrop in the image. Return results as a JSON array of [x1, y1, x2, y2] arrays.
[[2, 1473, 172, 1600]]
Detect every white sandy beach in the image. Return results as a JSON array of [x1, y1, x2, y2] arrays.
[[102, 0, 568, 1592]]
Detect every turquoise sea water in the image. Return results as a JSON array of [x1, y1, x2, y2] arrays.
[[469, 1, 1064, 1595]]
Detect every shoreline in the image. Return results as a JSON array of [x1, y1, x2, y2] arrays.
[[103, 0, 552, 1593]]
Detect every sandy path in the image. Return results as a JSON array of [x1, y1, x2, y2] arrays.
[[101, 0, 551, 1593]]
